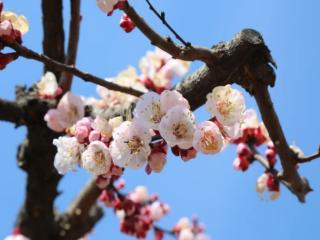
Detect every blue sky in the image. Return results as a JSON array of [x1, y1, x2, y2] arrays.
[[1, 0, 320, 239]]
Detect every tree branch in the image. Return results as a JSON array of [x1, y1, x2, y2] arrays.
[[2, 40, 145, 97], [122, 1, 216, 65], [298, 146, 320, 163], [58, 179, 104, 240], [0, 98, 24, 125], [60, 0, 81, 92], [41, 0, 65, 78], [144, 0, 191, 48]]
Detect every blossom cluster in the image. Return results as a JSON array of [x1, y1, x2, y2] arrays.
[[0, 1, 29, 69], [99, 183, 209, 240], [84, 48, 190, 115]]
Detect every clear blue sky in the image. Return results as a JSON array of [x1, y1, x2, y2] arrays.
[[1, 0, 320, 239]]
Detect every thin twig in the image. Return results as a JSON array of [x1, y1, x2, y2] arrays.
[[122, 1, 215, 65], [298, 146, 320, 163], [145, 0, 191, 48], [2, 40, 145, 97], [60, 0, 82, 92]]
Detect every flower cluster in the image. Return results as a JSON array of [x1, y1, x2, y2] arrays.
[[173, 217, 209, 240], [99, 183, 209, 240], [0, 1, 29, 69], [83, 48, 190, 114]]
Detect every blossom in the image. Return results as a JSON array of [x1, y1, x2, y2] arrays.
[[81, 141, 112, 175], [148, 152, 167, 173], [44, 92, 85, 132], [193, 121, 224, 154], [92, 115, 113, 140], [178, 229, 194, 240], [206, 85, 245, 126], [4, 235, 30, 240], [159, 106, 195, 149], [96, 0, 125, 15], [36, 72, 62, 99], [53, 136, 84, 174], [0, 20, 12, 37], [1, 11, 29, 34], [120, 14, 135, 33], [129, 186, 149, 203], [133, 90, 189, 130], [110, 121, 152, 169], [95, 67, 147, 109], [150, 201, 170, 221], [74, 117, 93, 143], [256, 173, 280, 200], [139, 48, 190, 92]]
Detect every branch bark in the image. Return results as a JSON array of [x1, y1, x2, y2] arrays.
[[42, 0, 65, 78], [122, 2, 216, 65], [0, 98, 24, 125], [60, 0, 81, 92], [2, 40, 145, 97], [58, 179, 104, 240]]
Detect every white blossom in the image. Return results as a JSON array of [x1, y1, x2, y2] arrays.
[[1, 11, 29, 34], [129, 186, 149, 203], [36, 72, 60, 97], [159, 106, 195, 149], [193, 121, 224, 154], [81, 141, 112, 175], [256, 173, 280, 201], [133, 90, 189, 130], [205, 85, 245, 126], [110, 121, 152, 169], [96, 0, 118, 14], [53, 136, 84, 174], [178, 229, 194, 240]]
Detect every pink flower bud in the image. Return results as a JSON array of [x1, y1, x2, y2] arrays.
[[148, 152, 167, 173], [265, 148, 276, 167], [233, 156, 250, 171], [120, 14, 135, 33], [236, 143, 252, 158], [89, 130, 101, 142]]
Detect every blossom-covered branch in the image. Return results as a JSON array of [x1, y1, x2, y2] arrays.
[[121, 1, 216, 65], [59, 0, 81, 92], [0, 97, 24, 125], [2, 40, 145, 97]]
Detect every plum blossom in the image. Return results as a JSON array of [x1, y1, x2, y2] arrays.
[[206, 85, 245, 126], [4, 235, 30, 240], [96, 0, 126, 15], [149, 201, 170, 221], [36, 72, 62, 99], [1, 11, 29, 34], [129, 186, 149, 203], [44, 92, 85, 132], [256, 173, 280, 200], [120, 14, 135, 33], [193, 121, 224, 154], [110, 121, 152, 169], [0, 20, 12, 37], [159, 106, 195, 149], [178, 229, 194, 240], [95, 67, 147, 109], [81, 141, 112, 175], [92, 115, 113, 140], [133, 90, 189, 130], [139, 48, 190, 92], [53, 136, 84, 174]]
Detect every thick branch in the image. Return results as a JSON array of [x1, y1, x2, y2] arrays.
[[60, 0, 81, 92], [42, 0, 65, 78], [122, 2, 215, 65], [0, 98, 24, 125], [3, 40, 145, 97], [58, 179, 103, 240]]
